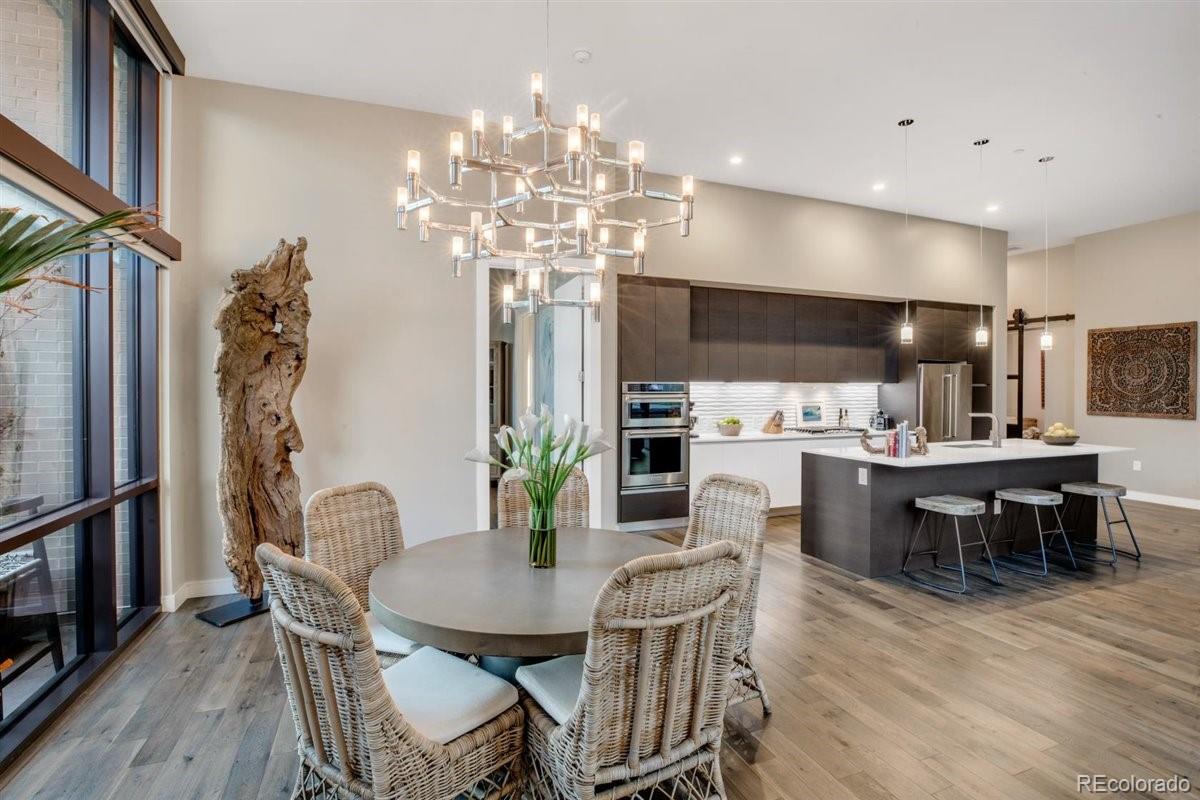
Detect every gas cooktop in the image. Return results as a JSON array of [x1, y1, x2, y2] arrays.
[[784, 426, 866, 435]]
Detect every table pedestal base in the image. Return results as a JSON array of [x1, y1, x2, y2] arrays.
[[479, 655, 549, 684]]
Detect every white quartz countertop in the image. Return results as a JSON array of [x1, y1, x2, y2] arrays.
[[691, 430, 865, 445], [808, 439, 1132, 467]]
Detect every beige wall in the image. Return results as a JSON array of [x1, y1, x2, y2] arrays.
[[1073, 212, 1200, 501], [1006, 245, 1076, 429], [164, 76, 1010, 592], [166, 77, 488, 598]]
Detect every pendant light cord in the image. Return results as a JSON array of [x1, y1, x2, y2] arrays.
[[978, 144, 985, 327], [903, 123, 910, 324], [1043, 159, 1049, 332]]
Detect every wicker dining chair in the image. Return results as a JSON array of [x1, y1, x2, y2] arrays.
[[516, 541, 747, 800], [256, 543, 525, 800], [683, 473, 772, 714], [305, 482, 419, 663], [496, 467, 589, 529]]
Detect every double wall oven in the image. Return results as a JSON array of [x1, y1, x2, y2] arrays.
[[620, 382, 690, 522]]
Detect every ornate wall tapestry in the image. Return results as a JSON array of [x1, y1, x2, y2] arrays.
[[1086, 321, 1196, 420], [214, 238, 311, 599]]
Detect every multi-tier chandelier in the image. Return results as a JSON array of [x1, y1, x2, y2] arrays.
[[396, 71, 695, 322]]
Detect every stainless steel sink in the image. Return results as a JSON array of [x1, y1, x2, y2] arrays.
[[945, 443, 1001, 449]]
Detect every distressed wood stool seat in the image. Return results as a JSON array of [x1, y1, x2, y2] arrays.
[[902, 495, 1001, 594], [986, 488, 1077, 576], [1061, 481, 1141, 565]]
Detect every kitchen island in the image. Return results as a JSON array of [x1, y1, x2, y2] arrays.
[[800, 440, 1131, 578]]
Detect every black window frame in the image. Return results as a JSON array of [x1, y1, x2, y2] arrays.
[[0, 0, 170, 769]]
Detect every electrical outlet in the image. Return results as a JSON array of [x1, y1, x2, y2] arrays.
[[1132, 460, 1142, 472], [994, 498, 1002, 515], [857, 467, 868, 486]]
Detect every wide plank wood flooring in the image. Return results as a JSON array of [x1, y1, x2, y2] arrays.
[[3, 499, 1198, 799]]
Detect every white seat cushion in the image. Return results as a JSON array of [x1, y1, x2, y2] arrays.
[[366, 611, 421, 656], [381, 647, 518, 745], [515, 655, 584, 726]]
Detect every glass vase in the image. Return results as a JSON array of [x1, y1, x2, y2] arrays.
[[528, 502, 557, 568]]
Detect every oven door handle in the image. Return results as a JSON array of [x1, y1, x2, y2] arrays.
[[623, 428, 690, 438]]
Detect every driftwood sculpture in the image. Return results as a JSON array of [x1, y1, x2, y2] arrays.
[[213, 238, 311, 599]]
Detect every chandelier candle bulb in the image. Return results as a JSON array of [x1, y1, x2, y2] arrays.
[[530, 72, 544, 117], [406, 149, 420, 196], [451, 236, 464, 277], [502, 284, 515, 324], [681, 174, 695, 219], [525, 226, 535, 250], [567, 126, 583, 183], [633, 227, 646, 275], [598, 227, 609, 246], [575, 206, 590, 251], [679, 201, 690, 237], [395, 187, 407, 229], [417, 206, 431, 242], [590, 279, 602, 320], [595, 172, 606, 194], [502, 115, 514, 155], [514, 177, 526, 212], [448, 132, 464, 188], [471, 109, 485, 156], [628, 140, 645, 194], [576, 104, 589, 129], [594, 253, 606, 274], [469, 211, 483, 258]]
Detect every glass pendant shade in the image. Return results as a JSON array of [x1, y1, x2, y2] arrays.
[[1040, 329, 1054, 351], [975, 325, 989, 346], [900, 321, 914, 345]]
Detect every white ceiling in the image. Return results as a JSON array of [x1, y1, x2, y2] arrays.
[[156, 0, 1199, 252]]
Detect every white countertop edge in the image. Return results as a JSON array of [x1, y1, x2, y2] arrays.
[[806, 439, 1133, 467], [690, 431, 866, 445]]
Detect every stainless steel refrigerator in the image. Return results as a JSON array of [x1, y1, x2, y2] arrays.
[[918, 362, 973, 442]]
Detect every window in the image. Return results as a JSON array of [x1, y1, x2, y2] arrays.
[[0, 180, 85, 528], [0, 0, 83, 166], [0, 0, 169, 767]]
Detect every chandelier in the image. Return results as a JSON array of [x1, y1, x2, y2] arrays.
[[396, 71, 694, 322]]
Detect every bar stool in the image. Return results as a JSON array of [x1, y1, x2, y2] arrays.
[[987, 488, 1077, 576], [1060, 481, 1141, 565], [903, 495, 1001, 594]]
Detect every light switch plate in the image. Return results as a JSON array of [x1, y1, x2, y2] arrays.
[[994, 498, 1002, 515], [1132, 460, 1142, 472], [857, 467, 868, 486]]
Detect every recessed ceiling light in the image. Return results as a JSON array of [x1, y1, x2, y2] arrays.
[[1012, 148, 1025, 155], [986, 204, 1000, 212], [573, 49, 591, 63], [728, 154, 743, 165], [872, 181, 886, 192]]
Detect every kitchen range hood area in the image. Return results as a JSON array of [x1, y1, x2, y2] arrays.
[[616, 275, 995, 524]]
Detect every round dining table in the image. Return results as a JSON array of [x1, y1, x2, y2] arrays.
[[369, 527, 678, 676]]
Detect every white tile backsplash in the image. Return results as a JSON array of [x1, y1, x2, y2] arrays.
[[689, 382, 880, 434]]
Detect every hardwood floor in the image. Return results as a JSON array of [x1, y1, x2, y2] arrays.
[[3, 500, 1198, 799]]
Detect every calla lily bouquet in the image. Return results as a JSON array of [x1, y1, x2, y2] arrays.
[[467, 405, 611, 566]]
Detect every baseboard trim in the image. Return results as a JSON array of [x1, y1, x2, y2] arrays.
[[1124, 491, 1200, 511], [161, 577, 235, 612]]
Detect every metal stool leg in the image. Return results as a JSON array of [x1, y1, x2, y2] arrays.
[[902, 510, 932, 575], [1114, 497, 1142, 560], [1049, 503, 1077, 569], [905, 510, 969, 594], [1068, 496, 1119, 566], [975, 514, 1002, 585], [989, 501, 1050, 577]]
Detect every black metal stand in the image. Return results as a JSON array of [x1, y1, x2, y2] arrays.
[[195, 591, 270, 628]]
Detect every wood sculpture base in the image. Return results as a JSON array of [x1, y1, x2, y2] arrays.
[[195, 591, 270, 628]]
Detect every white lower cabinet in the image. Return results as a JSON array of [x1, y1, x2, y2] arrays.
[[690, 438, 841, 509]]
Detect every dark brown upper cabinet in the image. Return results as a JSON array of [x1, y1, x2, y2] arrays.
[[794, 295, 828, 382], [654, 282, 690, 381], [765, 292, 796, 382], [737, 291, 768, 381], [826, 298, 859, 383], [617, 275, 690, 382], [857, 301, 901, 383], [707, 288, 740, 381], [689, 287, 709, 381]]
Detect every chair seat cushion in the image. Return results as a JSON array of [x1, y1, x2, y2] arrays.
[[915, 495, 985, 516], [515, 654, 584, 726], [382, 647, 518, 744], [366, 611, 421, 656], [996, 488, 1062, 506], [1061, 481, 1126, 498]]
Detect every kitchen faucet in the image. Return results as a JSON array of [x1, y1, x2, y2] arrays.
[[969, 412, 1003, 447]]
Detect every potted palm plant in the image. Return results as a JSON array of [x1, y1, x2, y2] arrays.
[[467, 406, 611, 568]]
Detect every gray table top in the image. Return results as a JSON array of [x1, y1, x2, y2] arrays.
[[369, 528, 678, 658]]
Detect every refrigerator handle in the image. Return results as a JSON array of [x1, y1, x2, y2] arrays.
[[942, 373, 953, 439], [951, 374, 958, 439]]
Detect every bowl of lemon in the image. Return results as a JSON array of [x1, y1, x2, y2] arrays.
[[1042, 422, 1079, 446]]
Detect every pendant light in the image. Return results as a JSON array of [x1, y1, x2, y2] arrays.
[[1039, 155, 1055, 351], [898, 118, 915, 345], [973, 139, 989, 347]]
